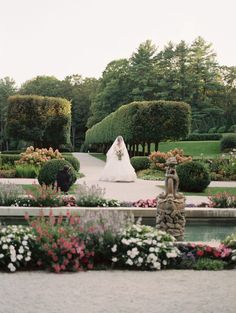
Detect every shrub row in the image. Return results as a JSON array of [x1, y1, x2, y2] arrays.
[[185, 133, 222, 141], [85, 101, 191, 150]]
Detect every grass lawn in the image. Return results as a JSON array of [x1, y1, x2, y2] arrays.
[[90, 153, 106, 162], [158, 141, 221, 158], [157, 185, 236, 196]]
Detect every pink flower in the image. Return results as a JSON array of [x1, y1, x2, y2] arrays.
[[196, 250, 204, 257]]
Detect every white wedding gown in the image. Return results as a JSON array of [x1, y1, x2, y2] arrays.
[[99, 138, 137, 182]]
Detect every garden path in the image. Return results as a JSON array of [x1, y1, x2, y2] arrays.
[[0, 270, 235, 313]]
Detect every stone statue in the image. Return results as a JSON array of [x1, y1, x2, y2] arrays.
[[159, 157, 183, 200], [156, 157, 185, 241]]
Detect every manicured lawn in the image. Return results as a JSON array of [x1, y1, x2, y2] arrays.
[[158, 141, 221, 158], [90, 153, 106, 162], [157, 185, 236, 196]]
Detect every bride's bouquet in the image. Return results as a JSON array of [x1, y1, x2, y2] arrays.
[[116, 148, 124, 160]]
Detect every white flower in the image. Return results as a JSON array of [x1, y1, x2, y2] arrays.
[[111, 245, 117, 253], [8, 263, 16, 272], [22, 240, 28, 246], [138, 257, 143, 264], [6, 238, 11, 243], [162, 260, 167, 265], [121, 238, 130, 245], [9, 245, 15, 251], [17, 254, 23, 261], [27, 251, 31, 256], [152, 240, 157, 245], [23, 235, 29, 240], [112, 257, 118, 263], [152, 262, 161, 270], [127, 247, 139, 259], [137, 241, 142, 246], [10, 255, 16, 262], [0, 253, 4, 258], [149, 247, 155, 252], [126, 259, 133, 266], [147, 253, 158, 263], [25, 256, 31, 262], [166, 251, 177, 258], [232, 256, 236, 261], [2, 244, 8, 250], [19, 246, 24, 254]]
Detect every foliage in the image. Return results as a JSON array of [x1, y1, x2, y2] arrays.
[[7, 95, 71, 148], [149, 148, 192, 171], [0, 169, 16, 178], [14, 185, 63, 207], [16, 146, 63, 166], [111, 224, 180, 270], [228, 125, 236, 133], [85, 100, 191, 153], [208, 192, 236, 208], [28, 211, 94, 272], [0, 154, 20, 165], [193, 258, 226, 270], [185, 133, 222, 141], [38, 159, 77, 187], [137, 168, 165, 180], [177, 161, 211, 192], [223, 234, 236, 249], [220, 134, 236, 152], [15, 165, 39, 178], [207, 151, 236, 181], [63, 155, 80, 171], [130, 156, 150, 171], [0, 225, 35, 272], [0, 183, 25, 206]]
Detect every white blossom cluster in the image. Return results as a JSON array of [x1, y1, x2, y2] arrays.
[[111, 224, 180, 270], [0, 225, 35, 272]]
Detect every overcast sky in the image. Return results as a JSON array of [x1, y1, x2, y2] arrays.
[[0, 0, 235, 86]]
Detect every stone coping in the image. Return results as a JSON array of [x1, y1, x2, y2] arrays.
[[0, 206, 236, 218]]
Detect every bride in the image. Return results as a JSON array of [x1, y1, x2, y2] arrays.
[[99, 136, 137, 182]]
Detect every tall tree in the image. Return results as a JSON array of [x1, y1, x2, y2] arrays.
[[87, 59, 131, 127], [0, 77, 17, 150]]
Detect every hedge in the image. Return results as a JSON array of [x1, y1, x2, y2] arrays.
[[185, 133, 222, 141], [85, 100, 191, 154], [7, 95, 71, 149]]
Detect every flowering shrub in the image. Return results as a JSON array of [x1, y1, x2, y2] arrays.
[[133, 198, 157, 208], [0, 225, 35, 272], [208, 192, 236, 208], [29, 210, 94, 272], [111, 224, 180, 270], [207, 150, 236, 181], [149, 148, 192, 171], [223, 233, 236, 249], [16, 146, 63, 167], [14, 184, 63, 207]]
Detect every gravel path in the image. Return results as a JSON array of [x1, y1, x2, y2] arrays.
[[0, 270, 235, 313]]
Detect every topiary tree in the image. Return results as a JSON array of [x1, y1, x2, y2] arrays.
[[220, 134, 236, 152], [38, 159, 77, 188], [176, 161, 211, 192], [7, 95, 71, 149], [63, 155, 80, 171]]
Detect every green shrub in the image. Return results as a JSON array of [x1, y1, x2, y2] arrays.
[[217, 126, 226, 133], [38, 159, 77, 187], [15, 165, 40, 178], [186, 133, 222, 141], [0, 154, 20, 165], [220, 134, 236, 152], [63, 155, 80, 171], [130, 156, 150, 171], [193, 258, 226, 270], [1, 150, 22, 154], [228, 125, 236, 133], [208, 127, 217, 134], [177, 161, 211, 192]]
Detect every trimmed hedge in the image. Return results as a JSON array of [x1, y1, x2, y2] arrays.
[[185, 133, 222, 141], [38, 159, 77, 187], [85, 100, 191, 149], [7, 95, 71, 149], [176, 161, 211, 192], [220, 134, 236, 152], [130, 157, 150, 171], [0, 154, 20, 165]]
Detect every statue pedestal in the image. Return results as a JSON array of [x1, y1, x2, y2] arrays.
[[156, 195, 186, 241]]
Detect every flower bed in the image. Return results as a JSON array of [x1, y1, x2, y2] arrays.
[[0, 211, 235, 273]]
